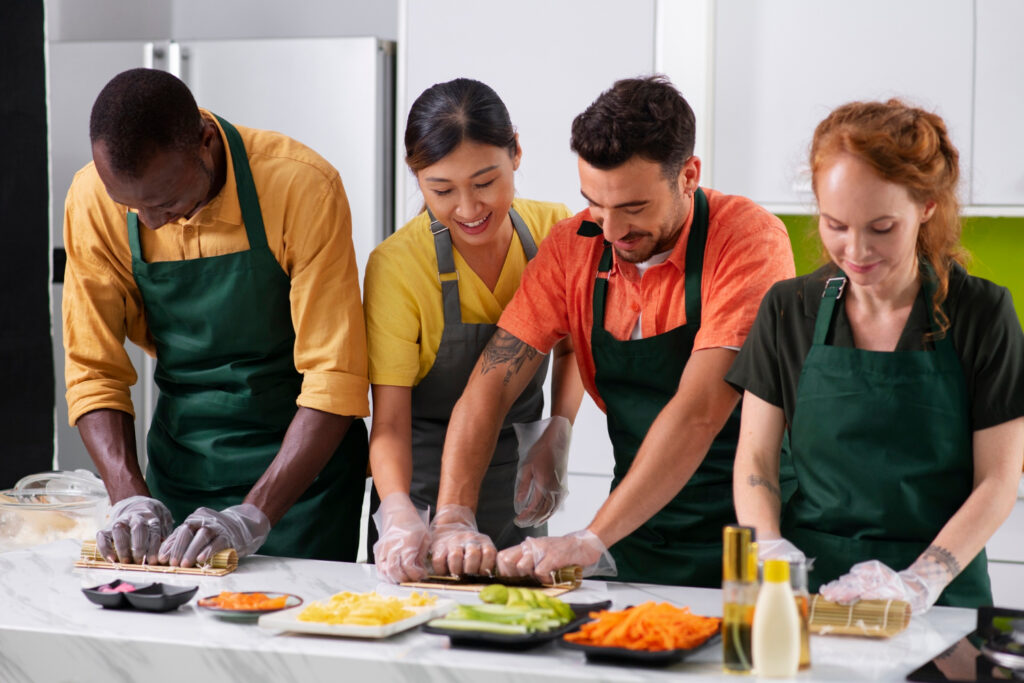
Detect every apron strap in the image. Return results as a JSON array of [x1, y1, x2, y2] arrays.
[[683, 188, 710, 328], [212, 113, 268, 250], [127, 211, 143, 260], [812, 275, 846, 346], [812, 262, 953, 349], [508, 207, 538, 259], [592, 187, 710, 331], [427, 206, 539, 325], [125, 114, 266, 260]]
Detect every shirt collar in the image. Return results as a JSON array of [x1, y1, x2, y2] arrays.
[[177, 109, 242, 228], [602, 192, 696, 279]]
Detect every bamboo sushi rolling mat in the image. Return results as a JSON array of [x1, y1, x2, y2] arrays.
[[402, 565, 582, 596], [75, 539, 238, 576], [808, 594, 912, 637]]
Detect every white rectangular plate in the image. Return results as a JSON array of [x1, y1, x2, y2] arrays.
[[258, 599, 456, 638]]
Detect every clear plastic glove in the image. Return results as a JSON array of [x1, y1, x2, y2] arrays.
[[96, 495, 173, 565], [819, 559, 947, 615], [512, 416, 571, 528], [758, 537, 807, 563], [495, 529, 617, 583], [428, 504, 497, 577], [157, 503, 270, 568], [372, 492, 430, 583]]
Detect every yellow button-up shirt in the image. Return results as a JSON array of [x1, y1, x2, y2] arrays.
[[62, 112, 370, 425]]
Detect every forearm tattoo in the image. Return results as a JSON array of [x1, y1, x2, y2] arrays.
[[747, 474, 781, 500], [916, 545, 962, 580], [480, 330, 540, 385]]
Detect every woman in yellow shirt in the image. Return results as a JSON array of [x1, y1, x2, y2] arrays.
[[364, 79, 583, 582]]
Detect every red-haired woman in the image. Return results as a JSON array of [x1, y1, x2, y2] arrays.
[[727, 100, 1024, 612]]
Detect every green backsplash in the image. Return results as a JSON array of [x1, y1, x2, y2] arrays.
[[778, 215, 1024, 326]]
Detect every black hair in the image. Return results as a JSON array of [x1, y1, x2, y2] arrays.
[[405, 78, 517, 172], [89, 68, 204, 177], [571, 75, 696, 181]]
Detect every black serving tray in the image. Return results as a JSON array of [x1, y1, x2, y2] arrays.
[[124, 583, 198, 612], [559, 630, 721, 667], [420, 600, 612, 651], [82, 580, 197, 612], [81, 580, 147, 609]]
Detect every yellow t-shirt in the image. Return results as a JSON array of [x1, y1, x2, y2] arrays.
[[62, 111, 370, 424], [364, 198, 571, 386]]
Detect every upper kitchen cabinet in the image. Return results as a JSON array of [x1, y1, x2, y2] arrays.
[[972, 0, 1024, 207], [711, 0, 974, 209]]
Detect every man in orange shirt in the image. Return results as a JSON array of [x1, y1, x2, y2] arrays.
[[428, 76, 795, 586], [63, 69, 369, 566]]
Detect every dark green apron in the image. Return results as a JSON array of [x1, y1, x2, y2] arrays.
[[783, 271, 991, 607], [128, 114, 368, 561], [589, 188, 740, 587]]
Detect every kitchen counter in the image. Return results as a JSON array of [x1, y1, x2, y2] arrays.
[[0, 540, 974, 683]]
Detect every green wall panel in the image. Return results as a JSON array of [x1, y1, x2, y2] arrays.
[[778, 215, 1024, 326]]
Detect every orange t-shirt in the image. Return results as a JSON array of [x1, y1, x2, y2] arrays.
[[498, 187, 796, 411]]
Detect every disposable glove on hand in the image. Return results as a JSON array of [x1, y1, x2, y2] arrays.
[[758, 537, 807, 563], [158, 503, 270, 568], [372, 492, 430, 583], [495, 529, 617, 583], [96, 495, 174, 564], [819, 559, 948, 614], [428, 504, 497, 577], [512, 416, 571, 528]]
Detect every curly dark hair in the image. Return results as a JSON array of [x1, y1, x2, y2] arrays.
[[405, 78, 517, 172], [89, 68, 204, 177], [571, 75, 695, 182]]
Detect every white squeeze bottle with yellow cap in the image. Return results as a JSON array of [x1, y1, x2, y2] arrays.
[[752, 559, 800, 678]]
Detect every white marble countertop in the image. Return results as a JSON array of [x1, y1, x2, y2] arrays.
[[0, 540, 974, 682]]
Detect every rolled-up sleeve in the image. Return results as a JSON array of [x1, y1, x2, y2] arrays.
[[284, 175, 370, 418], [63, 177, 145, 425]]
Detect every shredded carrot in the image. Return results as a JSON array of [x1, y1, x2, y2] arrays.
[[564, 602, 721, 651], [198, 591, 288, 610]]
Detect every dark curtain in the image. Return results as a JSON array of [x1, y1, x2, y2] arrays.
[[0, 0, 54, 486]]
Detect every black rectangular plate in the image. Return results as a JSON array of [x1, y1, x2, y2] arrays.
[[420, 601, 612, 651], [559, 630, 721, 667]]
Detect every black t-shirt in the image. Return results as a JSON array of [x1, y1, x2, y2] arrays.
[[726, 262, 1024, 431]]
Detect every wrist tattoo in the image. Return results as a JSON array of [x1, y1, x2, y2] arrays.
[[747, 474, 781, 500], [918, 544, 962, 580], [480, 330, 540, 385]]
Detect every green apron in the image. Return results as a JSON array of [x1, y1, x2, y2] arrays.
[[783, 270, 991, 607], [588, 188, 740, 587], [128, 114, 369, 561]]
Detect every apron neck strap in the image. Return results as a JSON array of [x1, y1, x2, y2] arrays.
[[212, 113, 267, 250], [127, 211, 142, 259], [126, 115, 265, 256], [813, 275, 847, 345], [427, 206, 537, 323], [812, 261, 948, 347], [683, 188, 709, 328], [593, 187, 709, 329]]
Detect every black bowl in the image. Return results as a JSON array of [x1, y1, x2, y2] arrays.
[[124, 583, 198, 612], [81, 580, 149, 609]]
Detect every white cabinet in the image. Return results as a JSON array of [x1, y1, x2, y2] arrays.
[[972, 0, 1024, 206], [711, 0, 974, 209]]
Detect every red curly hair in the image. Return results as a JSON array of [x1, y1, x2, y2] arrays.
[[810, 99, 967, 335]]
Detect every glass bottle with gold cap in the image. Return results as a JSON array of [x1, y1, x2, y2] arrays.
[[722, 525, 757, 673]]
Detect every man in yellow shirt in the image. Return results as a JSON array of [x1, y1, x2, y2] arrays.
[[63, 68, 369, 566]]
